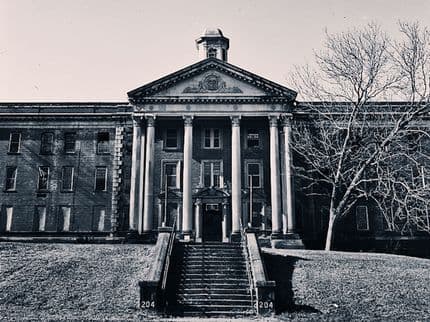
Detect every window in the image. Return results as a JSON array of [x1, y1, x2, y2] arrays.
[[64, 132, 76, 153], [37, 166, 50, 191], [249, 202, 263, 228], [247, 162, 262, 188], [161, 203, 178, 227], [97, 132, 110, 154], [207, 47, 217, 58], [8, 132, 21, 153], [5, 166, 17, 191], [5, 206, 13, 232], [58, 206, 71, 232], [162, 162, 180, 189], [40, 132, 54, 154], [164, 129, 179, 149], [0, 206, 14, 232], [92, 206, 106, 231], [205, 204, 219, 211], [34, 206, 46, 232], [356, 206, 369, 231], [202, 160, 222, 187], [203, 128, 221, 149], [246, 129, 260, 148], [61, 166, 74, 191], [95, 167, 107, 191]]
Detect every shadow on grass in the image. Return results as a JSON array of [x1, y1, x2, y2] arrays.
[[262, 253, 321, 315]]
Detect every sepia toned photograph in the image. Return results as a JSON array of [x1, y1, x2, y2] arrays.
[[1, 1, 429, 321]]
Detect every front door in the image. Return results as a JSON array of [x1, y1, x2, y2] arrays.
[[202, 207, 222, 242]]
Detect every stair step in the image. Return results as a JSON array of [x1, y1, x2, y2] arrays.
[[177, 293, 251, 300], [179, 299, 252, 306], [180, 272, 248, 277], [180, 304, 254, 311], [178, 288, 250, 294], [178, 283, 251, 290], [179, 310, 255, 317], [181, 270, 247, 275], [183, 259, 246, 263]]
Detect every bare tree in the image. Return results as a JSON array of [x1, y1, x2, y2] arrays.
[[290, 22, 430, 251]]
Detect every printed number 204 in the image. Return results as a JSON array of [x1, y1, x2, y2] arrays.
[[141, 301, 155, 308], [255, 301, 274, 309]]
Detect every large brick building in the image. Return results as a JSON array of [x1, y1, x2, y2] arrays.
[[1, 29, 429, 252]]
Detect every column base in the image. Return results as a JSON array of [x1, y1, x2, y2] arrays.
[[126, 230, 139, 241], [182, 231, 192, 242], [270, 231, 283, 240], [230, 232, 241, 242], [282, 233, 305, 249]]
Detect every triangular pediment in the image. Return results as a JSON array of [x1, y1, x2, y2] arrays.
[[127, 58, 297, 102]]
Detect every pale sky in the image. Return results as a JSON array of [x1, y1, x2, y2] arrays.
[[1, 0, 429, 102]]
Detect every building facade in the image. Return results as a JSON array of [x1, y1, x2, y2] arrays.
[[1, 29, 429, 252]]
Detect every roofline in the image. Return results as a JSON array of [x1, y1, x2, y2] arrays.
[[0, 102, 129, 105]]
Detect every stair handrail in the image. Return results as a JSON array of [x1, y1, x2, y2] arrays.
[[239, 217, 255, 311], [161, 215, 177, 292]]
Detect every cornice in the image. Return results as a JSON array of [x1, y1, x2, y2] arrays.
[[130, 96, 290, 105]]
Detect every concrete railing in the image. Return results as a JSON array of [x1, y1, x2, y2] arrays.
[[246, 232, 276, 315], [138, 231, 172, 311]]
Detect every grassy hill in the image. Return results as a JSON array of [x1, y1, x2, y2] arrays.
[[0, 242, 429, 321], [262, 248, 430, 321]]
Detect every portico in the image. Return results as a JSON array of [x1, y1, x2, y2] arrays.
[[126, 29, 300, 243]]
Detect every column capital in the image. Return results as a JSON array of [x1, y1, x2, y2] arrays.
[[230, 115, 241, 126], [183, 115, 194, 126], [195, 198, 202, 205], [145, 115, 156, 127], [132, 116, 143, 126], [268, 115, 279, 127], [281, 114, 293, 127]]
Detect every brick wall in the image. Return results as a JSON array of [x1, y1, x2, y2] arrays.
[[0, 122, 124, 234]]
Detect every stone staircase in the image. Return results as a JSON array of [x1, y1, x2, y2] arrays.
[[167, 242, 255, 317]]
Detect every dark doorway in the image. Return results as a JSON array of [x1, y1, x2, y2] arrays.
[[202, 207, 222, 242]]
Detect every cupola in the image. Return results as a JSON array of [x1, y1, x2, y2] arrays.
[[196, 28, 229, 62]]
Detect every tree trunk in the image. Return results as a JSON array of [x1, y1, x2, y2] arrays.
[[325, 212, 336, 251]]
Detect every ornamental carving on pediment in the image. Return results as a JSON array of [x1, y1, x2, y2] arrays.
[[182, 73, 243, 94]]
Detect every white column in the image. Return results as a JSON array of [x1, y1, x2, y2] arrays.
[[283, 116, 296, 233], [195, 199, 202, 242], [222, 202, 229, 242], [182, 116, 193, 240], [142, 116, 155, 233], [269, 116, 282, 237], [137, 122, 146, 234], [231, 116, 242, 237], [128, 118, 141, 231]]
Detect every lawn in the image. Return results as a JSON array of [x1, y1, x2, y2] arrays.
[[262, 248, 430, 321], [0, 242, 429, 321], [0, 242, 155, 321]]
